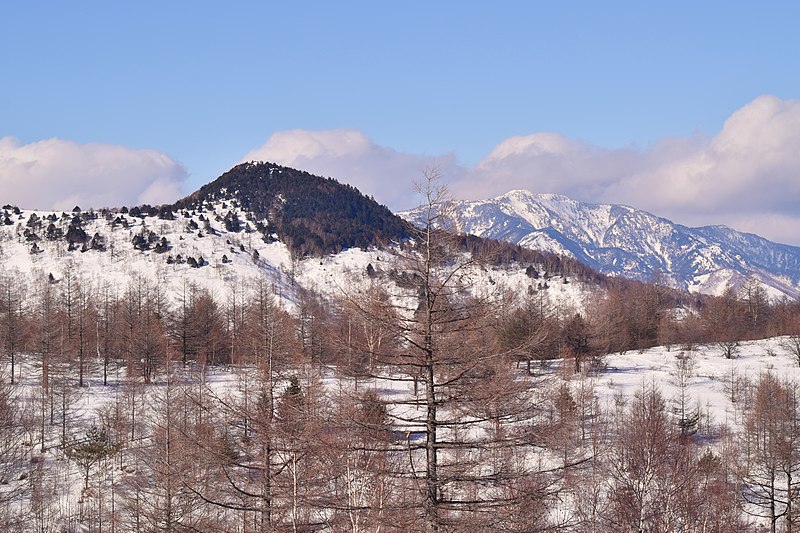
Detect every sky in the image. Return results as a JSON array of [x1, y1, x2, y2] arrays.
[[2, 2, 800, 244]]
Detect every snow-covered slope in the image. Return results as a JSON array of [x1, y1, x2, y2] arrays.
[[0, 200, 594, 316], [0, 203, 291, 302], [400, 190, 800, 298]]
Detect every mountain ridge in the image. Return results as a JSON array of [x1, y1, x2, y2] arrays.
[[401, 189, 800, 298]]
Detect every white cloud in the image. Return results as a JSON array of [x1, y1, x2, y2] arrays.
[[0, 137, 187, 210], [598, 95, 800, 218], [457, 95, 800, 245], [239, 96, 800, 245], [464, 133, 644, 202], [242, 129, 459, 210]]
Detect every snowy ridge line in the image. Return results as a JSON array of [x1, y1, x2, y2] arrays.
[[401, 189, 800, 299]]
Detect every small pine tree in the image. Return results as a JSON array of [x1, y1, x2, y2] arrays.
[[64, 425, 120, 490], [284, 376, 304, 405], [154, 237, 169, 254]]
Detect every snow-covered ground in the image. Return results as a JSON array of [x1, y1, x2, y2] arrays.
[[597, 336, 800, 431], [4, 335, 799, 531]]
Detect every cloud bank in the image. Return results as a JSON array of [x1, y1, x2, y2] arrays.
[[460, 95, 800, 245], [0, 137, 187, 210], [243, 96, 800, 246], [241, 129, 458, 210]]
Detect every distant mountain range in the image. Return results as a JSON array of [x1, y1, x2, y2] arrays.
[[400, 190, 800, 298]]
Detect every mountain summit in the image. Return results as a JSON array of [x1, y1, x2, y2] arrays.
[[174, 161, 408, 256], [400, 189, 800, 298]]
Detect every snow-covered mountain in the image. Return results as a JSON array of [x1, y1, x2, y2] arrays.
[[0, 166, 592, 314], [400, 190, 800, 298]]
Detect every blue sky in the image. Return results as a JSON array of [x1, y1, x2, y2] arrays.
[[2, 2, 800, 244]]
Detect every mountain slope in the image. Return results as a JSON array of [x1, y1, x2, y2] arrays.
[[400, 190, 800, 298]]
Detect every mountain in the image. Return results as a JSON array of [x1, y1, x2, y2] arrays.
[[173, 161, 409, 256], [400, 190, 800, 298], [0, 162, 410, 305]]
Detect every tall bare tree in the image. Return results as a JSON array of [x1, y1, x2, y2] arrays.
[[119, 380, 209, 531], [119, 276, 168, 383], [343, 170, 560, 531], [742, 372, 800, 533], [606, 384, 699, 531], [0, 270, 28, 384], [0, 379, 29, 531]]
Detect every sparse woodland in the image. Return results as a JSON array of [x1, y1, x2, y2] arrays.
[[2, 177, 800, 532]]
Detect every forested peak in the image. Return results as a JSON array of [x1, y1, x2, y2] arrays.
[[173, 161, 409, 257], [180, 161, 328, 202]]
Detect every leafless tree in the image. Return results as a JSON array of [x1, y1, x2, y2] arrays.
[[34, 271, 59, 392], [0, 379, 30, 531], [96, 280, 119, 386], [671, 352, 699, 438], [742, 372, 800, 533], [225, 279, 248, 366], [606, 383, 699, 531], [272, 373, 329, 531], [781, 313, 800, 367], [497, 288, 557, 374], [562, 313, 599, 374], [119, 380, 210, 531], [74, 279, 96, 387], [340, 169, 564, 531], [0, 270, 29, 384], [174, 278, 301, 531], [703, 287, 748, 358], [782, 335, 800, 370], [324, 388, 398, 532], [169, 279, 201, 367], [740, 276, 770, 335], [119, 275, 168, 383], [190, 287, 229, 367]]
